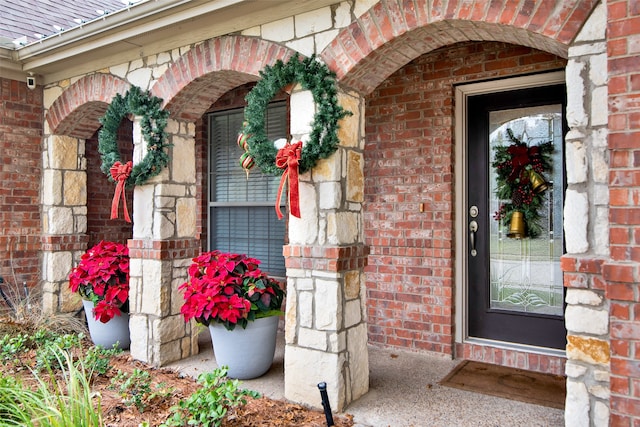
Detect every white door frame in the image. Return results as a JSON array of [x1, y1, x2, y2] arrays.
[[453, 71, 566, 351]]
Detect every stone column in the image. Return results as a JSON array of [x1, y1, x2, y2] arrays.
[[562, 4, 611, 427], [284, 88, 369, 411], [128, 117, 199, 366], [41, 134, 88, 314]]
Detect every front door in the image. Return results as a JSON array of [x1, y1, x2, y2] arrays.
[[467, 84, 566, 349]]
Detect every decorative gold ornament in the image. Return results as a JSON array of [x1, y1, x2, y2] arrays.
[[529, 169, 549, 194], [507, 211, 526, 239]]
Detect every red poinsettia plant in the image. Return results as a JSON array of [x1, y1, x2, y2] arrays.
[[68, 241, 130, 323], [180, 250, 286, 331]]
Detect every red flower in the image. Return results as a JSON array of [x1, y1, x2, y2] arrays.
[[180, 251, 286, 330], [68, 241, 129, 323]]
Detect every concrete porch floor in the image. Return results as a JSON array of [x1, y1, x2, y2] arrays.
[[166, 331, 564, 427]]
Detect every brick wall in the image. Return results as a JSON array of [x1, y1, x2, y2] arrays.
[[0, 77, 43, 288], [364, 41, 566, 357], [85, 121, 133, 247], [607, 0, 640, 423]]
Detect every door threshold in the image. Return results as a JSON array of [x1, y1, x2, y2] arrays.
[[463, 337, 566, 358]]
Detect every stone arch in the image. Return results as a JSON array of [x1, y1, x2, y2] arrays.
[[151, 35, 299, 121], [46, 74, 130, 139], [321, 0, 598, 94]]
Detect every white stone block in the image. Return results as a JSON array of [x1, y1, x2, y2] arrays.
[[262, 16, 294, 42], [133, 185, 154, 239], [593, 401, 609, 427], [289, 182, 318, 245], [291, 89, 315, 137], [315, 29, 340, 53], [564, 190, 589, 254], [156, 183, 187, 197], [319, 182, 342, 209], [298, 327, 327, 350], [593, 369, 610, 382], [299, 291, 313, 328], [44, 251, 72, 282], [594, 205, 609, 256], [566, 61, 587, 128], [565, 305, 608, 335], [110, 63, 128, 78], [347, 324, 369, 400], [154, 314, 186, 342], [156, 52, 171, 65], [42, 169, 62, 205], [172, 135, 196, 184], [129, 58, 144, 71], [344, 299, 362, 328], [565, 361, 588, 378], [43, 86, 63, 110], [284, 346, 342, 410], [590, 86, 608, 127], [295, 7, 332, 37], [129, 315, 149, 362], [296, 277, 314, 291], [327, 212, 359, 245], [565, 380, 590, 427], [575, 2, 606, 42], [588, 384, 610, 400], [592, 127, 608, 148], [315, 279, 340, 330], [241, 26, 261, 37], [568, 42, 606, 57], [329, 330, 346, 352], [589, 53, 607, 86], [334, 2, 352, 28], [48, 206, 74, 234], [565, 289, 603, 306], [154, 210, 175, 240], [128, 68, 152, 91], [354, 0, 378, 18], [286, 37, 314, 58], [141, 260, 164, 316], [176, 197, 196, 238], [285, 289, 297, 344]]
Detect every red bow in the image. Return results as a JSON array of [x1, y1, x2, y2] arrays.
[[275, 141, 303, 219], [507, 144, 531, 182], [110, 161, 132, 223]]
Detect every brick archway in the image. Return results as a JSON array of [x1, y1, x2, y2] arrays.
[[321, 0, 598, 94], [151, 35, 299, 122], [46, 74, 130, 139]]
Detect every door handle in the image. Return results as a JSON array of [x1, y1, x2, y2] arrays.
[[469, 220, 478, 257]]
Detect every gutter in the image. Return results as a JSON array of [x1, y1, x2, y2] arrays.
[[14, 0, 245, 69]]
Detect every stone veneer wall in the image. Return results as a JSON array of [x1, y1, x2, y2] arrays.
[[561, 3, 611, 427]]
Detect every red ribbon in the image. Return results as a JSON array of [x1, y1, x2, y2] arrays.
[[110, 161, 132, 223], [275, 141, 303, 219], [507, 144, 543, 182]]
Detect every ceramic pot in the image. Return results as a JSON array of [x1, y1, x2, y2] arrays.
[[208, 315, 279, 379], [83, 300, 131, 350]]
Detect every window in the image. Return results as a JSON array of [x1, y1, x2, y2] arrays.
[[208, 102, 287, 276]]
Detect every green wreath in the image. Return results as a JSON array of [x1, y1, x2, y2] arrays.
[[98, 85, 171, 187], [241, 54, 351, 176]]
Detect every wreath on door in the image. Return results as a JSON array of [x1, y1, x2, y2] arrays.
[[98, 86, 171, 222]]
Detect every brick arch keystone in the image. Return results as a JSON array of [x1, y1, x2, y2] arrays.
[[321, 0, 598, 95], [151, 36, 298, 121], [47, 74, 130, 139]]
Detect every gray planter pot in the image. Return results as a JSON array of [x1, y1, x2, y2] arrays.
[[83, 299, 131, 350], [208, 315, 279, 379]]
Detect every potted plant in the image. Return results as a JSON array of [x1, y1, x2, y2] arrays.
[[179, 250, 286, 379], [68, 240, 131, 349]]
